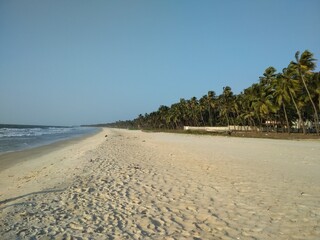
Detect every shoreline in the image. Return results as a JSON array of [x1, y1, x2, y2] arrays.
[[0, 128, 105, 202], [0, 127, 102, 172], [1, 128, 320, 239]]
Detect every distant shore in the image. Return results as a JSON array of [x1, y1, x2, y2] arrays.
[[1, 128, 320, 239]]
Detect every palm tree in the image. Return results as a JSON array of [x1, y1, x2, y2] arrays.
[[204, 91, 216, 126], [250, 82, 277, 131], [313, 72, 320, 111], [242, 85, 259, 130], [280, 65, 306, 133], [219, 86, 235, 128], [260, 66, 277, 87], [198, 96, 207, 126], [272, 73, 291, 133], [186, 97, 196, 126], [158, 105, 170, 129], [260, 67, 279, 131], [126, 50, 318, 135], [135, 114, 145, 129], [292, 50, 319, 134], [233, 94, 245, 127], [169, 103, 183, 129]]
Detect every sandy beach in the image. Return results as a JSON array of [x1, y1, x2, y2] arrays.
[[1, 128, 320, 239]]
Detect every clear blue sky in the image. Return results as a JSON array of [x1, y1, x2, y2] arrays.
[[1, 0, 319, 126]]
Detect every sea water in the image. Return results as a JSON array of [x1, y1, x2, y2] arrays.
[[0, 124, 99, 153]]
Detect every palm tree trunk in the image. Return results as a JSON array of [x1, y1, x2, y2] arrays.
[[200, 112, 205, 126], [282, 103, 290, 134], [225, 114, 230, 129], [257, 115, 262, 132], [289, 91, 306, 134], [208, 106, 213, 126], [299, 70, 320, 134]]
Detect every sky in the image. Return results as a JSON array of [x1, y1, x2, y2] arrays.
[[1, 0, 319, 126]]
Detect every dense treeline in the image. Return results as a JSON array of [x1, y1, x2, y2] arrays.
[[106, 50, 320, 134]]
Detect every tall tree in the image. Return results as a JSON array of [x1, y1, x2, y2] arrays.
[[250, 82, 277, 130], [206, 91, 216, 126], [312, 72, 320, 111], [219, 86, 235, 128], [280, 65, 306, 133], [242, 86, 259, 130], [272, 72, 291, 133], [292, 50, 319, 134]]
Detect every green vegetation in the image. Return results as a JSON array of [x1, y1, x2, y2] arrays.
[[106, 50, 320, 134]]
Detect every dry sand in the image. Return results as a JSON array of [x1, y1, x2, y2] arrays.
[[0, 128, 320, 239]]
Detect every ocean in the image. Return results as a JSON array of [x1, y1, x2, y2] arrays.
[[0, 124, 99, 153]]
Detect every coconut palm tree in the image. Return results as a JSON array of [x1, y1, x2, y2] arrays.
[[169, 103, 183, 129], [218, 86, 235, 128], [233, 94, 245, 126], [260, 66, 277, 87], [125, 49, 318, 134], [242, 85, 259, 130], [272, 73, 291, 133], [249, 82, 277, 131], [279, 65, 306, 133], [292, 50, 319, 134], [202, 91, 216, 126], [312, 72, 320, 111], [157, 105, 170, 129]]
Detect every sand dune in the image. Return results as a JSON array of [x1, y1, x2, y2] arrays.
[[1, 128, 320, 239]]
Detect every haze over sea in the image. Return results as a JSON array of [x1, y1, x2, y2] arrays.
[[0, 124, 99, 153]]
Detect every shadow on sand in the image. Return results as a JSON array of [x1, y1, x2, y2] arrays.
[[0, 188, 65, 210]]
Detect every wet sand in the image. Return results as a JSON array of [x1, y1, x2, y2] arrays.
[[0, 130, 100, 172], [1, 128, 320, 239]]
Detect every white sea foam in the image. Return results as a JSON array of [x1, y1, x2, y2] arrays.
[[0, 126, 98, 153], [0, 127, 72, 138]]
